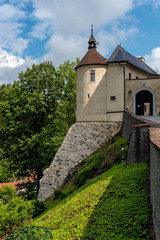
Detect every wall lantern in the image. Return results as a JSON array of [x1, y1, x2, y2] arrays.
[[128, 89, 132, 95]]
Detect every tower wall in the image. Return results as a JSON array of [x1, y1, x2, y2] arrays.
[[106, 64, 124, 114], [76, 64, 124, 122], [76, 64, 108, 121]]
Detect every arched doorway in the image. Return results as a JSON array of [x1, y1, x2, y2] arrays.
[[136, 90, 153, 115]]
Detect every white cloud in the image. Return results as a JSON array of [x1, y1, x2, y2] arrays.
[[0, 4, 25, 21], [152, 0, 160, 7], [43, 34, 88, 65], [0, 0, 144, 83], [0, 22, 29, 55], [29, 0, 138, 65], [96, 26, 138, 57], [145, 47, 160, 73], [0, 53, 39, 85], [0, 48, 24, 68], [31, 0, 133, 38], [0, 2, 29, 55]]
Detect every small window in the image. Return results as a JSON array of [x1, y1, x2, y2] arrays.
[[129, 73, 132, 79], [136, 76, 139, 79], [88, 94, 90, 98], [90, 70, 95, 82], [110, 96, 116, 100]]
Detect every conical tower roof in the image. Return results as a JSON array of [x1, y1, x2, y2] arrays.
[[76, 48, 106, 69], [76, 26, 106, 69]]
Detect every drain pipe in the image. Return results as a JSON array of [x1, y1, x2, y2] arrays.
[[119, 62, 126, 109]]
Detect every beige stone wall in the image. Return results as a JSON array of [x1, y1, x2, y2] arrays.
[[76, 64, 125, 122], [125, 78, 160, 114], [76, 65, 107, 121], [106, 64, 124, 113], [125, 64, 149, 79]]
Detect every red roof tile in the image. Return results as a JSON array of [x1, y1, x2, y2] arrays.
[[76, 48, 107, 69], [0, 181, 23, 189], [88, 34, 96, 43]]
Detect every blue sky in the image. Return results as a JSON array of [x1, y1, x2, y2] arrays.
[[1, 0, 160, 84]]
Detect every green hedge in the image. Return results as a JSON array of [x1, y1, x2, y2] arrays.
[[0, 196, 33, 237], [6, 226, 53, 240]]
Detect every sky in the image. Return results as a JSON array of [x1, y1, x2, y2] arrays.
[[1, 0, 160, 84]]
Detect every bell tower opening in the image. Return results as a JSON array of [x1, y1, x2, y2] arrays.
[[88, 25, 99, 49]]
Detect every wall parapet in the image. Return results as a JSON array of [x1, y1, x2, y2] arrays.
[[122, 109, 160, 240]]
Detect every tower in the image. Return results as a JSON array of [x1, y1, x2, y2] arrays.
[[76, 26, 107, 122]]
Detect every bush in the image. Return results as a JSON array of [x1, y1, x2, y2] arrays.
[[74, 136, 128, 187], [0, 196, 33, 237], [33, 200, 47, 218], [53, 189, 66, 201], [74, 153, 103, 187], [6, 226, 53, 240], [17, 182, 38, 200], [0, 185, 16, 203]]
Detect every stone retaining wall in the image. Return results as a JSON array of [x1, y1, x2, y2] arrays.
[[122, 109, 145, 140], [150, 127, 160, 240], [127, 124, 150, 165], [38, 122, 120, 202], [122, 109, 160, 240]]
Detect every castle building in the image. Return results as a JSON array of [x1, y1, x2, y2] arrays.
[[76, 28, 160, 122]]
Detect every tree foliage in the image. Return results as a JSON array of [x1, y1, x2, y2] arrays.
[[0, 60, 78, 189]]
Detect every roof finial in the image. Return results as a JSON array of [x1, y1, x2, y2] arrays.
[[88, 25, 97, 49], [91, 25, 93, 35]]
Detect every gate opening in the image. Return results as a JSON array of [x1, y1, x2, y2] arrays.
[[136, 90, 153, 115]]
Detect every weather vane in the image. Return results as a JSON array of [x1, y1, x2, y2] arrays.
[[91, 25, 93, 35]]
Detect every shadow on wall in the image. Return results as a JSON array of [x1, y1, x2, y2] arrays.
[[77, 72, 107, 121]]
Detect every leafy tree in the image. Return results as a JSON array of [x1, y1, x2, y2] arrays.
[[0, 60, 77, 190]]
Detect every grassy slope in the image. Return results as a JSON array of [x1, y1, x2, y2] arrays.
[[33, 160, 151, 239]]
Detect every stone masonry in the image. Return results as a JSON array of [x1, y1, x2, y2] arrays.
[[38, 122, 120, 201], [126, 124, 150, 165]]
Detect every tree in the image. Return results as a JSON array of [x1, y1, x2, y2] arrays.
[[0, 60, 77, 190]]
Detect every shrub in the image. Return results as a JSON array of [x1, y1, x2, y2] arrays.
[[0, 196, 33, 237], [53, 189, 66, 201], [33, 200, 47, 218], [74, 153, 103, 187], [0, 185, 16, 203], [6, 226, 53, 240], [74, 136, 128, 187]]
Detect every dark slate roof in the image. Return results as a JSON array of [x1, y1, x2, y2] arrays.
[[76, 48, 106, 69], [107, 45, 159, 75]]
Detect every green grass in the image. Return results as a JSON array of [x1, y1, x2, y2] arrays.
[[42, 135, 128, 211], [33, 162, 151, 240], [74, 135, 128, 187]]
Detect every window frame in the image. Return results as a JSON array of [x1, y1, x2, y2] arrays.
[[90, 70, 95, 82], [110, 96, 116, 101]]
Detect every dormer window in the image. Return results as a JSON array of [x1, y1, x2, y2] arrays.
[[90, 70, 95, 82]]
